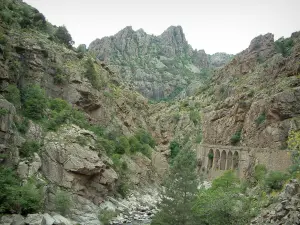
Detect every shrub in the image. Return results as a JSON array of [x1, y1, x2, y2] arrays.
[[134, 129, 156, 148], [96, 137, 116, 155], [195, 129, 202, 143], [128, 136, 142, 153], [54, 190, 72, 216], [99, 209, 117, 225], [54, 26, 74, 48], [275, 37, 294, 57], [115, 136, 130, 154], [22, 85, 47, 120], [264, 171, 288, 191], [255, 113, 266, 125], [169, 140, 180, 160], [140, 144, 152, 159], [84, 58, 103, 89], [254, 164, 267, 183], [0, 109, 8, 116], [0, 167, 42, 215], [189, 110, 200, 125], [15, 117, 29, 134], [19, 140, 40, 158], [230, 129, 242, 145], [211, 170, 239, 190], [287, 130, 300, 175], [4, 84, 21, 108]]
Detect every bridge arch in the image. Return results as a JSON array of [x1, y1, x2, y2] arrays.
[[220, 150, 226, 170], [207, 149, 214, 170], [214, 150, 220, 170], [227, 151, 233, 170]]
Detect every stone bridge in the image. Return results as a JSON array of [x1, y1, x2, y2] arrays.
[[196, 144, 292, 179]]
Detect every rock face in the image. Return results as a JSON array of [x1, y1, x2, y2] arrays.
[[89, 26, 232, 100], [41, 125, 118, 204], [197, 32, 300, 149], [251, 179, 300, 225]]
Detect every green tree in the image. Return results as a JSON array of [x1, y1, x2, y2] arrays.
[[22, 85, 47, 120], [54, 26, 74, 48], [151, 149, 198, 225]]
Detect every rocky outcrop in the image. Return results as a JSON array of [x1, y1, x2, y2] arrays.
[[41, 125, 118, 204], [251, 179, 300, 225], [0, 95, 20, 165], [89, 26, 232, 100]]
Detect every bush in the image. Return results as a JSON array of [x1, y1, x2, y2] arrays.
[[54, 26, 74, 48], [0, 167, 42, 215], [15, 117, 29, 134], [4, 84, 21, 109], [169, 140, 180, 160], [22, 85, 47, 120], [140, 144, 152, 159], [255, 113, 266, 125], [172, 112, 180, 122], [264, 171, 288, 191], [54, 190, 72, 216], [230, 129, 242, 145], [19, 140, 40, 158], [189, 110, 200, 125], [134, 129, 156, 148], [99, 209, 117, 225], [96, 137, 116, 155], [254, 164, 267, 183], [275, 37, 294, 57], [115, 136, 130, 154], [84, 58, 103, 89]]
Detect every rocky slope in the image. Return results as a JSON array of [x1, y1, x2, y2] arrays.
[[89, 26, 232, 100]]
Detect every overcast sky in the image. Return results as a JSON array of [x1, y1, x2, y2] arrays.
[[24, 0, 299, 54]]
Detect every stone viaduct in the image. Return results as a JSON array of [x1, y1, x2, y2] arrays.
[[196, 144, 292, 179]]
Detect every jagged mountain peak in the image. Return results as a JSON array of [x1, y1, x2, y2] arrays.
[[89, 26, 232, 100]]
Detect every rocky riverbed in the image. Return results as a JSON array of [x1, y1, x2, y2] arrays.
[[100, 187, 161, 225]]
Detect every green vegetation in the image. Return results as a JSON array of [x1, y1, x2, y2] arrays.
[[0, 108, 8, 116], [255, 113, 266, 125], [4, 84, 21, 109], [189, 110, 200, 125], [0, 167, 42, 215], [0, 0, 46, 30], [230, 129, 242, 145], [275, 37, 294, 57], [195, 128, 202, 143], [19, 140, 40, 158], [54, 190, 72, 216], [152, 149, 198, 225], [54, 26, 74, 48], [84, 58, 103, 89], [169, 140, 181, 161], [22, 84, 47, 120], [99, 209, 118, 225], [264, 171, 288, 191], [287, 130, 300, 176], [15, 117, 29, 134]]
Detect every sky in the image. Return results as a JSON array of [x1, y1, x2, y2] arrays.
[[23, 0, 300, 54]]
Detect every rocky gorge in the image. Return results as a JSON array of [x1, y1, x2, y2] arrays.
[[0, 0, 300, 224]]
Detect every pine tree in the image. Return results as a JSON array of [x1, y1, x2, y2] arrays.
[[151, 149, 198, 225]]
